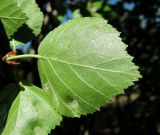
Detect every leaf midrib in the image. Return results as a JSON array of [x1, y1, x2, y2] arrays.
[[40, 57, 138, 77], [0, 16, 26, 20]]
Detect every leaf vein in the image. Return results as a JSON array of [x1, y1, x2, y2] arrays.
[[28, 88, 56, 116], [46, 57, 138, 77], [41, 61, 76, 115], [95, 72, 119, 93], [69, 65, 110, 100], [47, 60, 97, 110]]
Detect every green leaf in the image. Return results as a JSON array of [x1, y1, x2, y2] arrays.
[[91, 1, 102, 10], [0, 0, 27, 38], [73, 9, 82, 18], [103, 5, 111, 12], [14, 0, 44, 36], [91, 12, 103, 18], [38, 17, 141, 117], [2, 84, 62, 135], [157, 122, 160, 133], [9, 39, 24, 47], [0, 84, 19, 134]]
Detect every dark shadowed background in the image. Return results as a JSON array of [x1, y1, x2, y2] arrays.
[[0, 0, 160, 135]]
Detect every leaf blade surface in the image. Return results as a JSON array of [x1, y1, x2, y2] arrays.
[[38, 17, 141, 117], [0, 0, 27, 38], [14, 0, 44, 36], [2, 84, 62, 135]]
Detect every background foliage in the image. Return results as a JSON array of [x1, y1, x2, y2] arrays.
[[0, 0, 160, 135]]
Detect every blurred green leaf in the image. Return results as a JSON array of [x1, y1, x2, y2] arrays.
[[73, 9, 82, 18], [9, 39, 24, 47], [103, 5, 111, 12], [0, 84, 19, 134], [90, 12, 102, 17], [91, 1, 101, 10], [157, 122, 160, 133]]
